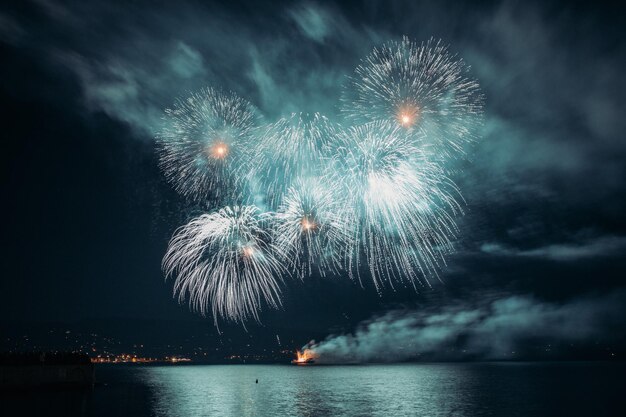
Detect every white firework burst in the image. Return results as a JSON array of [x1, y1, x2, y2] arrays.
[[247, 113, 338, 209], [162, 205, 285, 325], [330, 121, 463, 289], [157, 87, 260, 205], [342, 37, 484, 160], [273, 178, 351, 279]]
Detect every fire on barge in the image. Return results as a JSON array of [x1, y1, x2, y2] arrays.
[[291, 350, 316, 365]]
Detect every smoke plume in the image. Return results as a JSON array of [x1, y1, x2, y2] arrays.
[[304, 291, 626, 363]]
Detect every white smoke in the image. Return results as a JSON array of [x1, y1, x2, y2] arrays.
[[304, 291, 626, 363]]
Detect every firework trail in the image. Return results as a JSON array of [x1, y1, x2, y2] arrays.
[[329, 122, 463, 290], [273, 177, 351, 279], [342, 37, 483, 160], [248, 113, 338, 209], [162, 206, 285, 325], [157, 87, 260, 205]]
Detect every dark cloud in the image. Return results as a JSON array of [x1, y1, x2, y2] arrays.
[[481, 235, 626, 261]]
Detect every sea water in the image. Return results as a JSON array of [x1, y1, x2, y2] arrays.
[[2, 362, 625, 416]]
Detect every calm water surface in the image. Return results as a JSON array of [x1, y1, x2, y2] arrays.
[[2, 362, 625, 416]]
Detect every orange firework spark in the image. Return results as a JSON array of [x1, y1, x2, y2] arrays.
[[396, 104, 420, 128], [207, 141, 229, 160], [300, 217, 317, 231]]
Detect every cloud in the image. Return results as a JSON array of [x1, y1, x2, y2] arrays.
[[167, 42, 205, 79], [288, 3, 332, 43], [304, 290, 626, 362], [0, 12, 25, 45], [25, 0, 384, 136], [480, 235, 626, 261], [53, 50, 170, 137], [287, 2, 371, 46]]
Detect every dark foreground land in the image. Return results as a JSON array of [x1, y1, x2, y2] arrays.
[[0, 352, 94, 389]]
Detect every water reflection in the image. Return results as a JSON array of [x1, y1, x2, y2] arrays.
[[137, 363, 626, 417], [3, 363, 624, 416], [140, 364, 494, 417]]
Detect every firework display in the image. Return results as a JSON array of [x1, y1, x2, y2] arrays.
[[273, 177, 351, 279], [158, 38, 483, 325], [156, 87, 260, 204], [342, 37, 483, 160], [162, 206, 284, 325], [329, 122, 462, 290], [248, 112, 338, 209]]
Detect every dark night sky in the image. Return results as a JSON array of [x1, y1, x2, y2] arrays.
[[1, 0, 625, 356]]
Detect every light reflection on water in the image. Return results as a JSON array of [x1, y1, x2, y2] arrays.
[[136, 363, 625, 417], [2, 363, 625, 416]]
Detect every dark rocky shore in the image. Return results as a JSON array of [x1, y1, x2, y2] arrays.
[[0, 352, 94, 389]]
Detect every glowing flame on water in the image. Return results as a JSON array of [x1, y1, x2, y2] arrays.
[[292, 349, 318, 364]]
